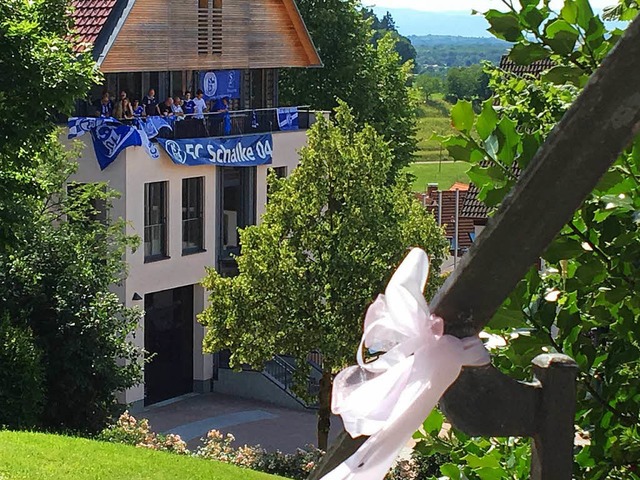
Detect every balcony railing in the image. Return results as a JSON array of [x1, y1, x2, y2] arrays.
[[156, 106, 313, 139]]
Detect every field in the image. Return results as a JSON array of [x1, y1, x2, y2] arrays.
[[406, 161, 470, 193], [414, 95, 455, 164], [0, 431, 282, 480], [407, 96, 470, 191]]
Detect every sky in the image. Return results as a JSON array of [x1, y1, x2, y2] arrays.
[[365, 0, 614, 12]]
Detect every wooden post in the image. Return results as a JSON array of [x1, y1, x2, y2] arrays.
[[530, 354, 579, 480]]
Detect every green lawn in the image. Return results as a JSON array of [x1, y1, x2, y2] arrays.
[[414, 95, 455, 163], [0, 431, 283, 480], [405, 161, 470, 192]]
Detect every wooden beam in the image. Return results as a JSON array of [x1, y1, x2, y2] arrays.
[[309, 14, 640, 480]]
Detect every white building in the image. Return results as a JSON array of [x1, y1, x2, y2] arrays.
[[68, 0, 322, 410]]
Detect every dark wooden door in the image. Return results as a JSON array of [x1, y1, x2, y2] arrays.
[[144, 285, 194, 406]]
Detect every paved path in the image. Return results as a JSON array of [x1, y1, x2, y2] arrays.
[[141, 393, 344, 453]]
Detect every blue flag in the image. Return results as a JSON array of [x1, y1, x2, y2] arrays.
[[199, 70, 241, 100], [91, 123, 142, 170], [135, 116, 173, 139], [157, 134, 273, 167], [277, 107, 299, 131], [68, 117, 119, 139]]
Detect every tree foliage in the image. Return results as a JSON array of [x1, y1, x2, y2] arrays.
[[415, 2, 640, 479], [279, 0, 418, 173], [199, 103, 448, 449], [0, 0, 99, 247], [362, 9, 417, 66], [445, 65, 491, 103], [0, 0, 142, 434]]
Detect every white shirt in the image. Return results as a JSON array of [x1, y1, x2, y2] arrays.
[[193, 98, 207, 119]]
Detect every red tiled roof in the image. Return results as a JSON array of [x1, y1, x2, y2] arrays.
[[449, 182, 469, 192], [70, 0, 118, 51]]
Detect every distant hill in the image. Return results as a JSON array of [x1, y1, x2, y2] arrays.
[[369, 7, 494, 37], [410, 35, 510, 69]]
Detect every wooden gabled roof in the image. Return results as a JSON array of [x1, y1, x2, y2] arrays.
[[69, 0, 322, 69]]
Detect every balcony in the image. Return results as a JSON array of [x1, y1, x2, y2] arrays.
[[156, 106, 313, 140]]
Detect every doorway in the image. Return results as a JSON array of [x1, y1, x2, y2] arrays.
[[144, 285, 194, 406]]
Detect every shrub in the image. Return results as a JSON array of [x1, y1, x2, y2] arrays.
[[196, 430, 323, 480], [0, 316, 44, 429], [97, 412, 188, 455]]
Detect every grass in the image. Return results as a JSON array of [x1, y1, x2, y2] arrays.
[[405, 161, 470, 192], [408, 95, 470, 191], [414, 94, 456, 163], [0, 431, 283, 480]]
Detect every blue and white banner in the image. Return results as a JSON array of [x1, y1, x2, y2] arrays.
[[134, 116, 173, 139], [91, 122, 142, 170], [69, 117, 170, 170], [68, 116, 119, 139], [199, 70, 241, 100], [277, 107, 299, 131], [157, 134, 273, 167]]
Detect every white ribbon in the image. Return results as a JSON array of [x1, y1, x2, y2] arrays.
[[321, 248, 490, 480]]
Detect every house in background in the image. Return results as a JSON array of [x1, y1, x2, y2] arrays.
[[417, 182, 474, 258], [66, 0, 322, 410]]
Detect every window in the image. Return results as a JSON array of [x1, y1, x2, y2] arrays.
[[145, 181, 168, 262], [182, 177, 204, 254]]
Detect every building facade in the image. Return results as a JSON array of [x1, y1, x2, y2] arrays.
[[68, 0, 321, 409]]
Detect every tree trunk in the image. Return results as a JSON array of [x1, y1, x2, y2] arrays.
[[317, 370, 332, 451]]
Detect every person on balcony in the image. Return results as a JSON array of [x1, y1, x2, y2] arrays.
[[193, 90, 208, 119], [158, 97, 174, 117], [94, 92, 113, 117], [171, 96, 185, 120], [183, 91, 196, 116], [212, 96, 230, 135], [142, 88, 159, 116], [132, 99, 145, 118], [193, 90, 209, 136], [113, 91, 134, 120]]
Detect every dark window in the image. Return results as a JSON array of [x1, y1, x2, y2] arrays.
[[145, 181, 168, 262], [182, 177, 204, 254]]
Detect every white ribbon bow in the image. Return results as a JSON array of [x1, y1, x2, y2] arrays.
[[322, 248, 490, 480]]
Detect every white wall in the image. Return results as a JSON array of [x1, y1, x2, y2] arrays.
[[69, 129, 307, 406]]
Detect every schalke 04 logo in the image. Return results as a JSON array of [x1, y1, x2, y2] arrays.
[[204, 72, 218, 98]]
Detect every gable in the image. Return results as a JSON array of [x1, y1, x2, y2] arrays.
[[97, 0, 321, 73]]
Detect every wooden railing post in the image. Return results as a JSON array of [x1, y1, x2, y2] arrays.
[[530, 354, 579, 480]]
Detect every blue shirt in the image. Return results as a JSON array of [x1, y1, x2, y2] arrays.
[[100, 100, 113, 117], [133, 105, 144, 117], [183, 99, 196, 115]]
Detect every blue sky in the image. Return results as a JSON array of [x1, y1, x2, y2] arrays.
[[366, 0, 613, 12]]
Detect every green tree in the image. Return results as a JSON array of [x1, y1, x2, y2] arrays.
[[445, 64, 490, 102], [280, 0, 418, 174], [0, 0, 143, 434], [0, 0, 99, 248], [415, 73, 444, 101], [199, 104, 448, 450], [416, 2, 640, 478]]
